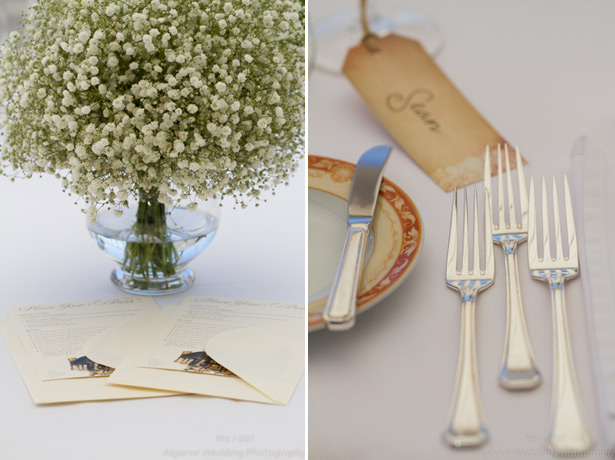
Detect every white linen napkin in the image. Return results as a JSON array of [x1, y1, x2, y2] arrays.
[[570, 135, 615, 448]]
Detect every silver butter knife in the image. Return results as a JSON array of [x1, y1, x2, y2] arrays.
[[323, 145, 392, 331]]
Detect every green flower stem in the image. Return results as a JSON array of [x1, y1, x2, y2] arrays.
[[123, 188, 178, 280]]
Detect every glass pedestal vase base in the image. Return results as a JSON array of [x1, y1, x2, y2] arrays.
[[87, 198, 220, 297], [111, 266, 195, 296]]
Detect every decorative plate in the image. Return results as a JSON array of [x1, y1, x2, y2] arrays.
[[308, 155, 423, 332]]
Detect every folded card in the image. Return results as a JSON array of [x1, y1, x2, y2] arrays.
[[108, 297, 304, 405], [5, 297, 160, 381], [0, 297, 181, 404]]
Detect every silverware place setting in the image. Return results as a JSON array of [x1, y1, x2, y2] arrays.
[[442, 146, 595, 453]]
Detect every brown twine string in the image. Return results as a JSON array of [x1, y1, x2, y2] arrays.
[[360, 0, 380, 53]]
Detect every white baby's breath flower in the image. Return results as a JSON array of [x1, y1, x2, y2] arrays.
[[92, 138, 109, 155], [112, 96, 125, 110], [105, 4, 119, 17], [107, 55, 119, 68], [0, 0, 304, 213], [78, 30, 90, 44], [174, 140, 185, 153], [75, 145, 87, 158]]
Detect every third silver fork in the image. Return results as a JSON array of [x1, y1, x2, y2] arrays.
[[484, 145, 541, 390], [528, 176, 595, 453]]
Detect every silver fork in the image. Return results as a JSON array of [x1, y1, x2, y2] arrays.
[[528, 176, 595, 453], [484, 145, 541, 390], [443, 188, 494, 448]]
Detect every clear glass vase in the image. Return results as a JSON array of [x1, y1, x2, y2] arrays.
[[87, 191, 220, 296]]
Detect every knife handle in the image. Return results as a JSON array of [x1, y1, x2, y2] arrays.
[[323, 221, 370, 331]]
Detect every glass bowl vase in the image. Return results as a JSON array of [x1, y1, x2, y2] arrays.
[[87, 200, 220, 296]]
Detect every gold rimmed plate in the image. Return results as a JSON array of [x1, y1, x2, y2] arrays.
[[308, 155, 423, 332]]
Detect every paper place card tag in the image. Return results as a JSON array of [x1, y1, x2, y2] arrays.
[[343, 34, 513, 191]]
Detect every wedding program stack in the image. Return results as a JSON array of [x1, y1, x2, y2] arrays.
[[0, 297, 304, 405]]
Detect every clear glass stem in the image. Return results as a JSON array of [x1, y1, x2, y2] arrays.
[[313, 1, 444, 74]]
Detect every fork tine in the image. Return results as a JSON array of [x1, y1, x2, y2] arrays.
[[552, 177, 564, 260], [484, 147, 493, 239], [541, 177, 552, 261], [484, 187, 494, 273], [497, 145, 506, 228], [446, 189, 459, 278], [516, 146, 528, 227], [484, 146, 492, 195], [462, 188, 470, 274], [528, 178, 538, 264], [564, 176, 577, 263], [473, 187, 480, 273], [504, 145, 517, 229]]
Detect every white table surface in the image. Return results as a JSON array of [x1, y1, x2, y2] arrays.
[[0, 176, 306, 460], [308, 0, 615, 459], [0, 172, 306, 460], [0, 2, 306, 456]]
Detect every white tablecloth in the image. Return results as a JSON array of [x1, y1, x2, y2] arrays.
[[0, 174, 306, 460], [0, 0, 306, 453], [309, 0, 615, 458]]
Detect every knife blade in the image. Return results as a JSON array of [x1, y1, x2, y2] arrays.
[[323, 145, 392, 331]]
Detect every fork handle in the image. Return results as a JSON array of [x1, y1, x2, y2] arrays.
[[443, 295, 488, 447], [323, 222, 370, 331], [498, 239, 542, 390], [545, 277, 595, 453]]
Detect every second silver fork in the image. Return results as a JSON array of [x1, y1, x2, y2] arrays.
[[485, 145, 541, 390]]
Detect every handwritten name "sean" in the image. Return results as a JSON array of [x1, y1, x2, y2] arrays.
[[385, 88, 441, 133]]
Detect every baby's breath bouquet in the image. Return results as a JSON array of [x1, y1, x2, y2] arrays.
[[0, 0, 304, 293]]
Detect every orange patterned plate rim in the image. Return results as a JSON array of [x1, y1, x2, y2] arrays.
[[308, 155, 423, 332]]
